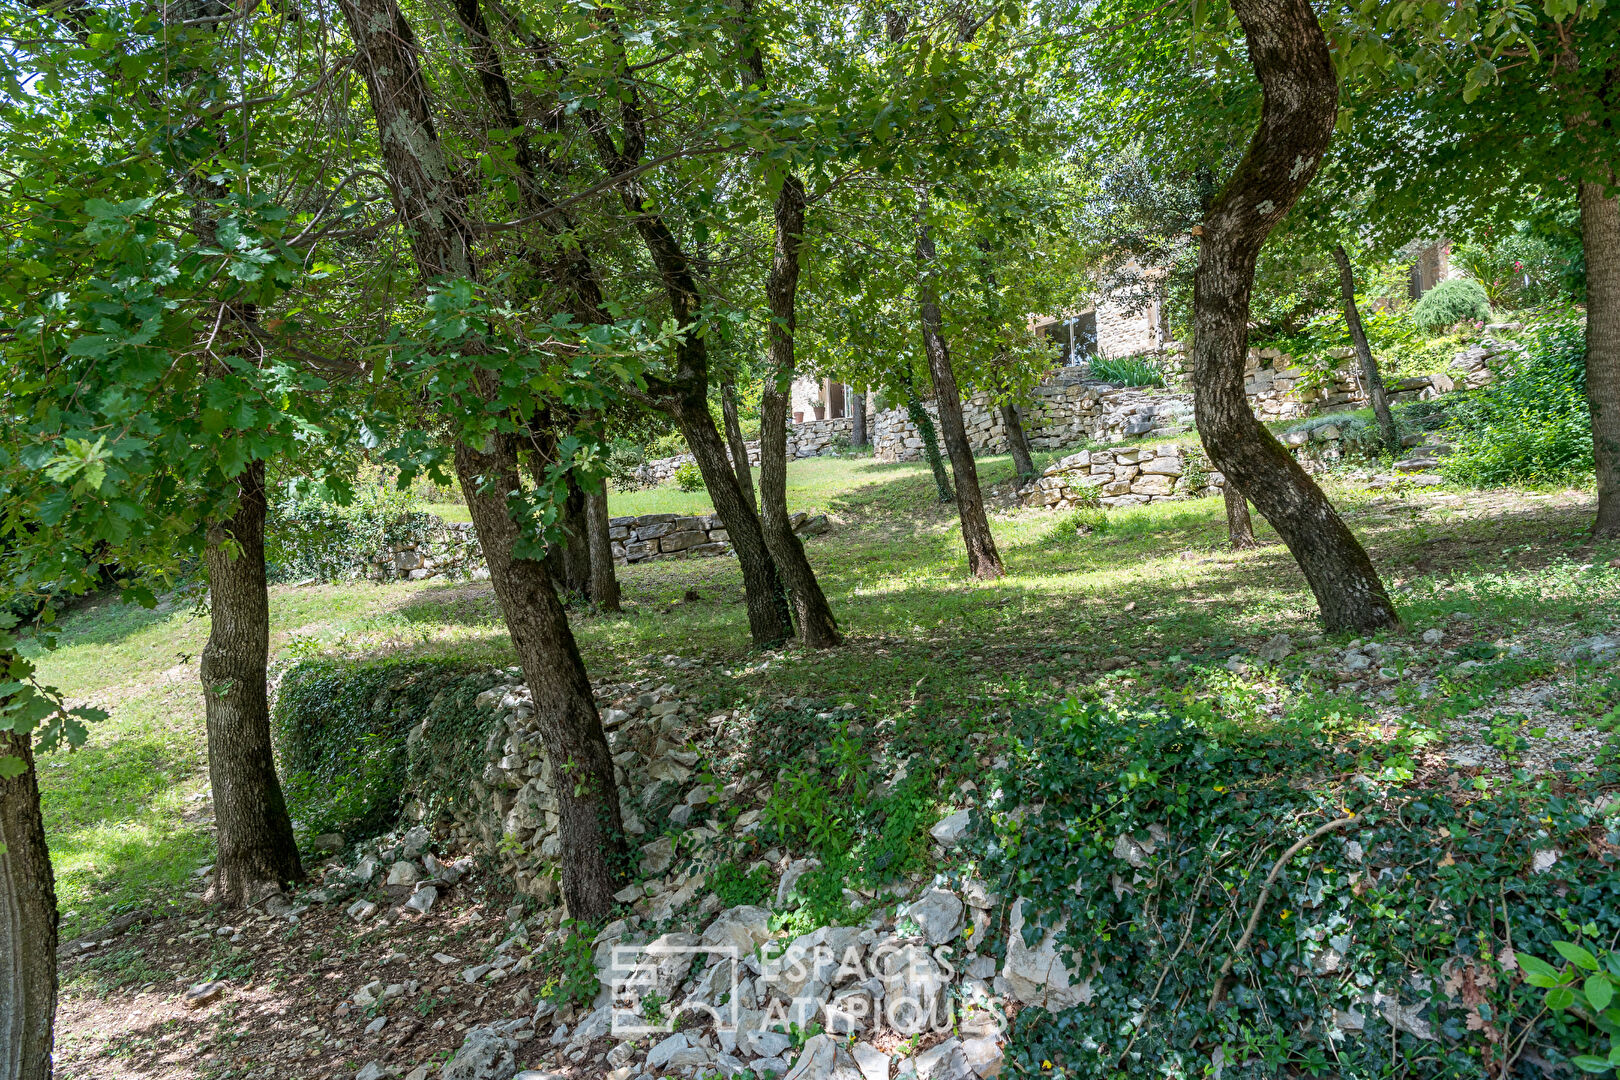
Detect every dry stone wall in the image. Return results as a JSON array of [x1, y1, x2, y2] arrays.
[[610, 510, 828, 564], [1021, 444, 1221, 510], [366, 520, 486, 582], [627, 418, 855, 488]]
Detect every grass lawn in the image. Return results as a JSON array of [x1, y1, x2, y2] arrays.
[[31, 449, 1618, 942]]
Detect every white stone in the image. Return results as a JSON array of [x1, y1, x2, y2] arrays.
[[781, 1033, 866, 1080], [903, 889, 964, 945], [929, 809, 972, 848]]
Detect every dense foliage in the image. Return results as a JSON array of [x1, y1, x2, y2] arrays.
[[976, 693, 1620, 1077], [272, 657, 508, 843], [266, 485, 437, 584], [1443, 319, 1591, 487]]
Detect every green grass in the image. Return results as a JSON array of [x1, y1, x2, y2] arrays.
[[31, 450, 1617, 936]]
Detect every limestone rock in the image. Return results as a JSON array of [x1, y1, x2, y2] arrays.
[[903, 889, 964, 945], [929, 809, 972, 848], [1001, 899, 1088, 1009], [440, 1026, 520, 1080], [782, 1034, 867, 1080]]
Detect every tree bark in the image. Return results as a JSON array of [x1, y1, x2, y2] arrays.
[[908, 397, 955, 503], [1581, 178, 1620, 537], [1224, 481, 1258, 549], [1000, 401, 1037, 482], [455, 439, 626, 917], [201, 460, 303, 905], [540, 470, 592, 603], [340, 0, 626, 917], [754, 174, 841, 647], [850, 387, 868, 448], [584, 487, 621, 612], [1332, 244, 1399, 453], [0, 727, 56, 1080], [1190, 0, 1396, 632], [915, 203, 1004, 580], [720, 381, 758, 514]]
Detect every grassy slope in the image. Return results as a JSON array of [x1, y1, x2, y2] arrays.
[[33, 449, 1616, 938]]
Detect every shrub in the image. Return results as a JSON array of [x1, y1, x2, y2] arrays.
[[1443, 317, 1590, 487], [1088, 354, 1166, 387], [673, 461, 705, 492], [273, 656, 508, 843], [266, 484, 436, 584], [1411, 277, 1492, 332]]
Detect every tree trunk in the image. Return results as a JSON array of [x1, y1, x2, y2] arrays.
[[0, 728, 56, 1080], [1581, 178, 1620, 537], [1224, 481, 1258, 549], [915, 204, 1004, 580], [671, 393, 797, 647], [720, 381, 758, 514], [201, 460, 303, 905], [455, 439, 626, 917], [1000, 401, 1037, 482], [909, 397, 955, 503], [1332, 244, 1399, 453], [584, 487, 621, 612], [850, 387, 868, 448], [340, 0, 625, 917], [1191, 0, 1397, 633], [540, 471, 592, 603], [754, 173, 841, 647]]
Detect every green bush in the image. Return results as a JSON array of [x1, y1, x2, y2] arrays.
[[1411, 278, 1493, 333], [1087, 354, 1166, 387], [273, 656, 509, 843], [267, 484, 436, 583], [673, 461, 705, 492], [1443, 317, 1590, 487]]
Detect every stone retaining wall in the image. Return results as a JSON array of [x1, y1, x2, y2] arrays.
[[1020, 444, 1221, 510], [366, 520, 486, 582], [366, 511, 831, 582], [628, 418, 855, 487], [611, 510, 828, 564]]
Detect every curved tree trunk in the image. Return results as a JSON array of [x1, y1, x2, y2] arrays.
[[584, 487, 621, 612], [0, 727, 56, 1080], [1000, 401, 1037, 482], [720, 381, 758, 514], [1191, 0, 1396, 632], [915, 203, 1003, 580], [909, 397, 955, 503], [201, 460, 304, 905], [1224, 481, 1258, 549], [340, 0, 626, 918], [456, 439, 627, 917], [754, 174, 841, 647], [1581, 177, 1620, 537], [1332, 244, 1399, 453]]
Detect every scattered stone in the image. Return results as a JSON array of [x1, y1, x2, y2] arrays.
[[184, 980, 225, 1008], [312, 833, 346, 854], [639, 836, 675, 876], [782, 1033, 866, 1080], [401, 825, 432, 859], [440, 1025, 521, 1080], [1257, 633, 1292, 662], [1422, 629, 1444, 645], [387, 861, 421, 887], [356, 1062, 388, 1080], [405, 886, 439, 915], [347, 899, 378, 922], [1531, 848, 1560, 873], [929, 809, 972, 848], [904, 889, 964, 945]]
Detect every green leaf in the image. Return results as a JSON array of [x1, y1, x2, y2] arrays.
[[1517, 954, 1560, 978], [1555, 942, 1600, 971], [1571, 1056, 1612, 1074], [1586, 974, 1614, 1012], [1546, 987, 1575, 1011], [0, 755, 25, 779]]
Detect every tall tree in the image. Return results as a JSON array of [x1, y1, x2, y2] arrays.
[[720, 381, 758, 514], [1183, 0, 1398, 631], [916, 193, 1004, 579], [1331, 244, 1400, 453], [201, 461, 304, 902], [338, 0, 626, 917], [0, 721, 56, 1080]]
